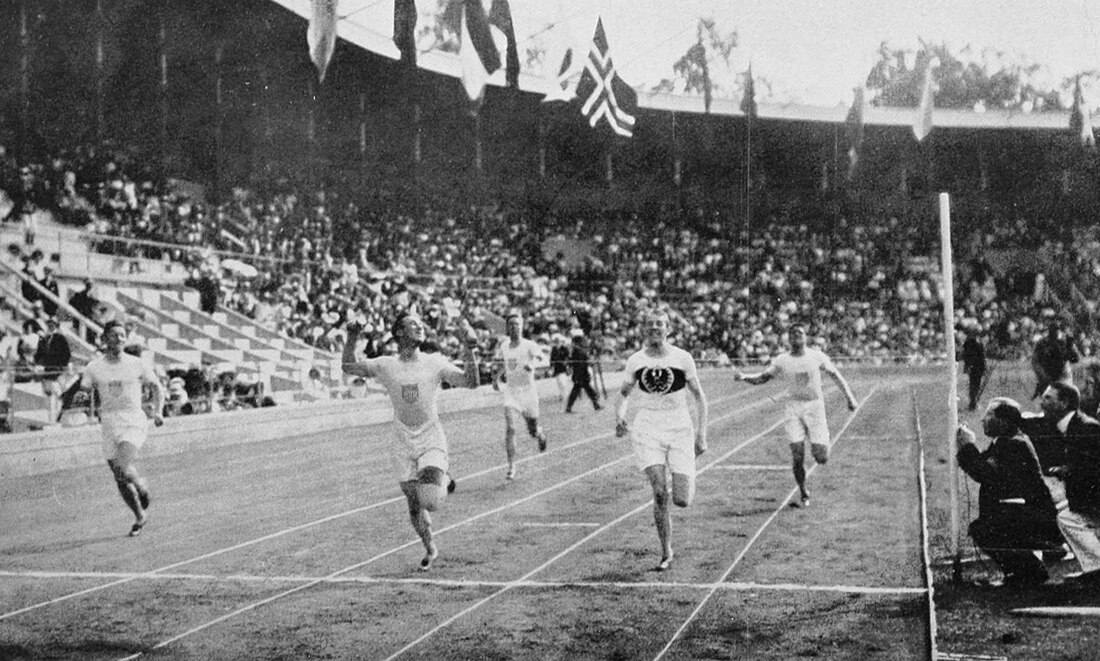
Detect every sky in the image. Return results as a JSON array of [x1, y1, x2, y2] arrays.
[[336, 0, 1100, 107]]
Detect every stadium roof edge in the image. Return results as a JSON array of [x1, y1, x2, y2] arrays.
[[271, 0, 1074, 132]]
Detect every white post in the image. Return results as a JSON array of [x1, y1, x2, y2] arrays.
[[939, 192, 961, 576]]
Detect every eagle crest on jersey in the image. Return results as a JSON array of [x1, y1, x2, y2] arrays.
[[637, 366, 686, 395], [401, 384, 420, 404]]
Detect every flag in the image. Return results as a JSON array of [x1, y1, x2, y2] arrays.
[[913, 64, 934, 142], [488, 0, 519, 88], [541, 0, 580, 103], [686, 41, 712, 113], [542, 46, 576, 102], [460, 0, 506, 105], [740, 65, 756, 119], [307, 0, 338, 83], [393, 0, 417, 68], [845, 87, 865, 179], [576, 17, 637, 138], [1071, 76, 1096, 149]]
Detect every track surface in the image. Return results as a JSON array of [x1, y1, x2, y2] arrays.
[[1, 369, 933, 660]]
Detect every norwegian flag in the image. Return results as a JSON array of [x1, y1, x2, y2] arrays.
[[576, 18, 637, 138]]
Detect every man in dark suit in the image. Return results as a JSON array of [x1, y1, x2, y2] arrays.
[[958, 326, 987, 411], [1036, 382, 1100, 584], [957, 397, 1063, 585]]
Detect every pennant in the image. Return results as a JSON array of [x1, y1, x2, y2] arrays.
[[686, 41, 712, 113], [1071, 76, 1096, 149], [393, 0, 417, 68], [460, 0, 504, 106], [913, 64, 934, 142], [740, 65, 757, 119], [845, 87, 864, 179], [488, 0, 519, 88], [541, 0, 579, 103], [307, 0, 338, 83], [576, 17, 637, 138]]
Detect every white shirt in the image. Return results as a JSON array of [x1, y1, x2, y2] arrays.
[[81, 353, 159, 425], [368, 352, 464, 429], [771, 348, 834, 402], [496, 338, 543, 390]]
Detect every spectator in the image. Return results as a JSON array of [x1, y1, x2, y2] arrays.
[[34, 317, 71, 383], [1031, 321, 1080, 399], [1039, 383, 1100, 585], [68, 278, 99, 343], [548, 332, 571, 402], [956, 397, 1063, 586], [958, 325, 987, 411], [565, 333, 602, 413]]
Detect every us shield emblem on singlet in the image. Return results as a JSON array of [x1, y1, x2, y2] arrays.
[[401, 384, 420, 404]]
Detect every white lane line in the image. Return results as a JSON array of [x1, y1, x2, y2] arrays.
[[710, 464, 790, 471], [116, 455, 638, 661], [518, 522, 602, 528], [5, 392, 759, 623], [652, 387, 881, 661], [105, 392, 778, 660], [379, 418, 785, 661], [0, 570, 925, 595]]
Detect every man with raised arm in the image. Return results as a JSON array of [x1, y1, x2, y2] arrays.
[[491, 311, 549, 481], [81, 320, 164, 537], [615, 309, 708, 571], [342, 310, 480, 571], [734, 323, 858, 509]]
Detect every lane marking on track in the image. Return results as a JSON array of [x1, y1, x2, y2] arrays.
[[0, 390, 755, 625], [114, 393, 782, 661], [653, 387, 881, 661], [0, 569, 925, 595], [377, 418, 787, 661], [709, 464, 790, 471], [518, 522, 602, 528]]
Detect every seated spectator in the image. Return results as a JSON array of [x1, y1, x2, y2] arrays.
[[957, 397, 1064, 586]]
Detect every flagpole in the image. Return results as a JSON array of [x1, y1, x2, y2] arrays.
[[745, 111, 752, 229]]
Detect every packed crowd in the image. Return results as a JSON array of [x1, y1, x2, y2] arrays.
[[3, 140, 1097, 374]]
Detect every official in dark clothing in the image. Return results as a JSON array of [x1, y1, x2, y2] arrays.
[[957, 397, 1063, 585], [1036, 382, 1100, 583], [1031, 322, 1080, 399], [565, 334, 602, 413], [68, 278, 99, 343], [34, 318, 71, 381], [958, 327, 987, 411]]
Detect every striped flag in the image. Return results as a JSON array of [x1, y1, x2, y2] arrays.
[[740, 65, 756, 118], [913, 64, 934, 142], [307, 0, 338, 83], [576, 17, 637, 138], [460, 0, 515, 106]]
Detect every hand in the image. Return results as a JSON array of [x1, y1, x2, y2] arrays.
[[733, 371, 743, 381], [455, 318, 475, 342], [695, 436, 707, 456], [615, 418, 629, 437], [153, 415, 164, 427], [956, 423, 976, 445], [492, 380, 500, 391], [848, 397, 858, 411]]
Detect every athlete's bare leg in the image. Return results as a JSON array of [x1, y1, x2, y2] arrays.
[[644, 464, 674, 570]]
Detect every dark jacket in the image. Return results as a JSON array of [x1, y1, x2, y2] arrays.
[[958, 431, 1061, 548], [960, 336, 986, 374], [1020, 413, 1064, 475], [34, 331, 71, 377], [1063, 411, 1100, 514], [568, 344, 592, 384], [958, 432, 1058, 521]]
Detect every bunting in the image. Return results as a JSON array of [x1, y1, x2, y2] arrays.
[[489, 0, 519, 88], [845, 87, 865, 179], [686, 42, 712, 113], [459, 0, 516, 107], [393, 0, 417, 68], [576, 17, 637, 138], [307, 0, 339, 83], [1071, 76, 1096, 149], [541, 0, 579, 103], [913, 64, 934, 142]]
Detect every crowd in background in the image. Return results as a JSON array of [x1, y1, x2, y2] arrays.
[[3, 141, 1098, 386]]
